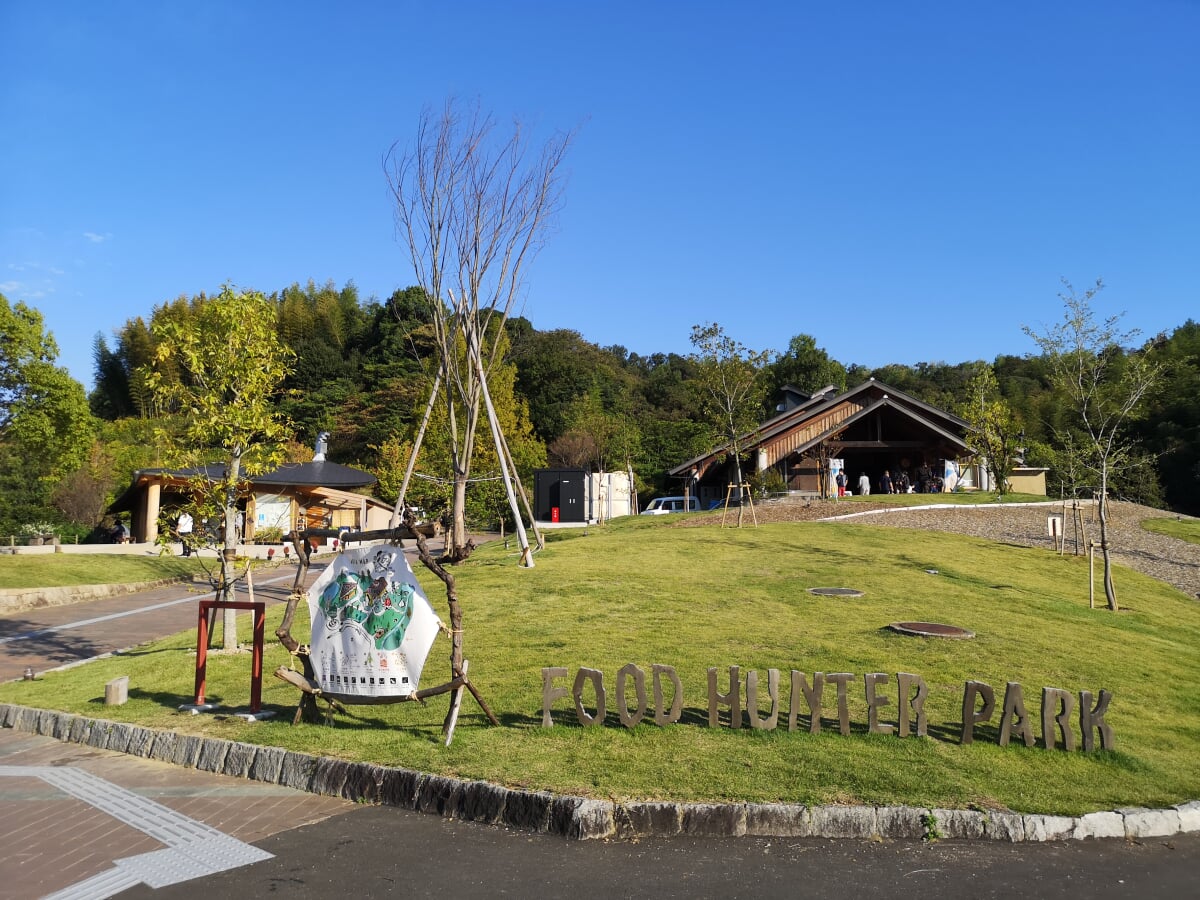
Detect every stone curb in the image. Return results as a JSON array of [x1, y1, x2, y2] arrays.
[[0, 579, 186, 615], [3, 703, 1197, 843]]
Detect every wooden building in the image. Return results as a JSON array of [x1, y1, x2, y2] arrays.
[[109, 459, 393, 544], [669, 379, 974, 505]]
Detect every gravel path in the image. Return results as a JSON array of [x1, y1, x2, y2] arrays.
[[686, 499, 1200, 599]]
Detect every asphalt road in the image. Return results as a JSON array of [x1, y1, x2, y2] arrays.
[[117, 804, 1200, 900]]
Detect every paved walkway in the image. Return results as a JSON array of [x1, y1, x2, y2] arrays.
[[0, 728, 353, 899]]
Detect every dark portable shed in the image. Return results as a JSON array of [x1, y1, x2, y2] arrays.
[[533, 468, 588, 522]]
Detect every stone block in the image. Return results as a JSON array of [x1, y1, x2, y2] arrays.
[[564, 799, 616, 840], [379, 768, 422, 809], [877, 806, 928, 840], [680, 802, 747, 837], [744, 803, 812, 837], [502, 789, 552, 831], [1175, 801, 1200, 833], [126, 727, 155, 757], [311, 758, 352, 797], [342, 763, 386, 803], [1023, 814, 1076, 841], [459, 781, 508, 825], [11, 706, 36, 732], [417, 774, 463, 817], [982, 810, 1026, 842], [36, 709, 58, 736], [170, 734, 204, 768], [248, 746, 286, 783], [931, 808, 987, 840], [104, 723, 134, 754], [105, 676, 129, 705], [221, 742, 257, 778], [0, 703, 15, 728], [67, 717, 92, 744], [1120, 807, 1181, 838], [1073, 811, 1124, 839], [277, 751, 318, 791], [86, 719, 114, 749], [811, 805, 877, 839], [614, 802, 682, 838], [148, 731, 177, 763], [196, 738, 230, 773], [52, 713, 76, 741]]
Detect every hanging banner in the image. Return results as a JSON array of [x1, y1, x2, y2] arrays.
[[305, 544, 440, 700], [828, 458, 845, 496]]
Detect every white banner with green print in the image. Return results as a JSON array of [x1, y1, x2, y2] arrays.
[[305, 544, 440, 698]]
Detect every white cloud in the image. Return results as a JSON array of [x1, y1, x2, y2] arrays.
[[82, 231, 112, 243], [0, 280, 20, 292]]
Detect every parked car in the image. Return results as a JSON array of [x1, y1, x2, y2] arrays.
[[640, 495, 701, 515]]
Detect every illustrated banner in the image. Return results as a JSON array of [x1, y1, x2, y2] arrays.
[[305, 544, 440, 698]]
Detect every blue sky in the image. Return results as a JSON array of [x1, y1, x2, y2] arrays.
[[2, 1, 1197, 390]]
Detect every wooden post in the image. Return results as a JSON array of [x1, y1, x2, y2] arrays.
[[444, 659, 469, 746], [1088, 542, 1096, 609]]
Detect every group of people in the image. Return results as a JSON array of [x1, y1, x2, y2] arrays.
[[835, 464, 945, 497]]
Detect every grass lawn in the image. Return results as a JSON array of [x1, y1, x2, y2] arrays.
[[0, 554, 205, 589], [1142, 516, 1200, 546], [2, 514, 1197, 816]]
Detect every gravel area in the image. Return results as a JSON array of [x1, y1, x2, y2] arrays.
[[685, 499, 1200, 599]]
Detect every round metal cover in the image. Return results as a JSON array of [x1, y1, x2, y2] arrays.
[[888, 621, 975, 639], [807, 587, 864, 597]]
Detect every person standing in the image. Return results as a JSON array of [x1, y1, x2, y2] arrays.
[[177, 511, 193, 557], [835, 469, 846, 498], [857, 473, 870, 496], [880, 470, 894, 494]]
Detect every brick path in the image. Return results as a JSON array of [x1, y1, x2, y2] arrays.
[[0, 728, 352, 899]]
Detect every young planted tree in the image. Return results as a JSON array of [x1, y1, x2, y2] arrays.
[[958, 364, 1021, 499], [385, 99, 573, 564], [147, 286, 293, 648], [688, 323, 773, 524], [1023, 280, 1162, 611]]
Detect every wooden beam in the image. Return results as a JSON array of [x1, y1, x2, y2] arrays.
[[826, 440, 928, 449]]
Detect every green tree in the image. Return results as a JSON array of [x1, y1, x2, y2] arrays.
[[147, 286, 293, 648], [1131, 320, 1200, 515], [958, 365, 1021, 499], [0, 294, 96, 532], [1023, 279, 1162, 611], [688, 323, 773, 521], [764, 334, 847, 410]]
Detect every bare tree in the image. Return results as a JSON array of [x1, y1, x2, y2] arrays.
[[385, 99, 573, 563], [1023, 279, 1162, 611]]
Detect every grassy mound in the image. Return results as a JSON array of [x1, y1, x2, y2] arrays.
[[2, 515, 1197, 815]]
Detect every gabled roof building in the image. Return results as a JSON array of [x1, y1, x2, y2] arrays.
[[669, 379, 975, 504], [109, 434, 393, 544]]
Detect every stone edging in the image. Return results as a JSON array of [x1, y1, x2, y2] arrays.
[[0, 579, 186, 615], [2, 703, 1196, 842]]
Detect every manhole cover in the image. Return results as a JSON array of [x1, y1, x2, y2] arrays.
[[808, 587, 864, 597], [888, 621, 975, 639]]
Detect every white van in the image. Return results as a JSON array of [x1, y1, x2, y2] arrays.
[[639, 495, 701, 515]]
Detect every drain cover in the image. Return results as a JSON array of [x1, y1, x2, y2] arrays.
[[807, 587, 864, 597], [888, 621, 975, 639]]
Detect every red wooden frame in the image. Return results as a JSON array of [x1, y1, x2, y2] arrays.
[[193, 600, 266, 713]]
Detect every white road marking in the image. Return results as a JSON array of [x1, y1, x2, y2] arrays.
[[0, 572, 298, 646]]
